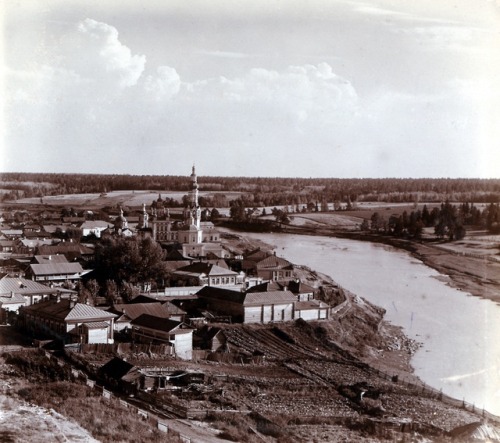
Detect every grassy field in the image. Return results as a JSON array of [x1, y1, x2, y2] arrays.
[[8, 190, 244, 209]]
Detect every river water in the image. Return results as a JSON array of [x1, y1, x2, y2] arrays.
[[232, 231, 500, 415]]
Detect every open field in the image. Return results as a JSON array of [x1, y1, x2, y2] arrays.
[[5, 190, 244, 209]]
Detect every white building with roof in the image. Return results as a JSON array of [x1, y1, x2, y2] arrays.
[[20, 298, 117, 344]]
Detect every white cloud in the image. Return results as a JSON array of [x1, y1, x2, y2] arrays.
[[66, 18, 146, 88], [144, 66, 181, 100]]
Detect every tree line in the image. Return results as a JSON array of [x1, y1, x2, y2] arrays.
[[2, 172, 500, 205], [364, 202, 500, 240]]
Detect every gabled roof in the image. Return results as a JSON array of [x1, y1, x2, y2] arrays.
[[22, 299, 117, 322], [29, 262, 85, 276], [109, 303, 171, 321], [246, 281, 282, 293], [131, 314, 191, 333], [243, 290, 296, 306], [165, 249, 192, 261], [0, 292, 26, 305], [0, 275, 59, 296], [197, 286, 245, 303], [244, 248, 272, 261], [80, 220, 110, 229], [37, 243, 94, 256], [256, 255, 293, 270], [99, 357, 136, 380], [33, 255, 69, 264], [175, 262, 238, 277], [66, 303, 117, 321], [285, 280, 316, 294], [197, 286, 296, 306], [19, 239, 54, 248], [164, 260, 192, 272]]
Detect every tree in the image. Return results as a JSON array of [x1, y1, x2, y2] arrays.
[[105, 279, 119, 305], [274, 210, 291, 227], [360, 219, 370, 231], [93, 237, 167, 286], [210, 207, 220, 221], [370, 212, 386, 232], [229, 198, 247, 222]]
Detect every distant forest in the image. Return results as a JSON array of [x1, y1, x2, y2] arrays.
[[1, 172, 500, 206]]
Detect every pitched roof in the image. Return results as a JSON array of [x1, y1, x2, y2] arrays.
[[198, 286, 296, 306], [244, 248, 272, 261], [246, 281, 282, 293], [99, 357, 136, 379], [110, 303, 171, 321], [197, 286, 245, 303], [285, 280, 316, 294], [66, 303, 117, 321], [175, 262, 237, 277], [0, 275, 59, 296], [29, 262, 85, 276], [37, 243, 94, 256], [131, 314, 191, 333], [256, 255, 293, 270], [0, 292, 26, 305], [23, 299, 117, 322], [33, 255, 69, 264], [243, 290, 296, 306], [80, 220, 110, 229]]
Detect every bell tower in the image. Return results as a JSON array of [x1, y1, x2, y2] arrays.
[[186, 165, 201, 229]]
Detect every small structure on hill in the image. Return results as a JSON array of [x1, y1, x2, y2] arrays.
[[130, 314, 194, 360]]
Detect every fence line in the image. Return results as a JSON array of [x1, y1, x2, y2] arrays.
[[368, 363, 500, 424]]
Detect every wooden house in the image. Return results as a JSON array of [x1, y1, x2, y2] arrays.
[[197, 286, 296, 324], [26, 255, 91, 285], [98, 357, 141, 395], [20, 298, 117, 344], [172, 262, 242, 287], [255, 255, 294, 282], [130, 314, 193, 360]]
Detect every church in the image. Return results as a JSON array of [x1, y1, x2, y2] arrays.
[[149, 166, 229, 259]]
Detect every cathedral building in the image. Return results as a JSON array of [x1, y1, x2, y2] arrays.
[[150, 167, 228, 259]]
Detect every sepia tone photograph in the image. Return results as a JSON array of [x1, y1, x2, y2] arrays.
[[1, 1, 500, 441]]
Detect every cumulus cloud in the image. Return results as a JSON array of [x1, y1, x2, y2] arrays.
[[144, 66, 181, 100], [5, 17, 361, 175], [59, 18, 146, 88], [186, 63, 358, 128]]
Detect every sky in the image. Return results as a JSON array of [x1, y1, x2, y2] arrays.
[[1, 0, 499, 178]]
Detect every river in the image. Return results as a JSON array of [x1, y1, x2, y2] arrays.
[[231, 230, 500, 416]]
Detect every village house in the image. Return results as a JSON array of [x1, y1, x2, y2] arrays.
[[130, 314, 193, 360], [26, 254, 91, 285], [20, 298, 117, 344], [79, 220, 110, 238], [36, 242, 94, 263], [197, 286, 296, 324], [106, 302, 184, 332], [171, 261, 243, 288], [0, 274, 63, 308], [98, 357, 141, 395], [255, 254, 294, 282]]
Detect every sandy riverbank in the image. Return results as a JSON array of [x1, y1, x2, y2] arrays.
[[330, 231, 500, 304]]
